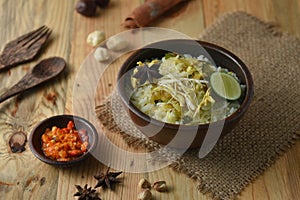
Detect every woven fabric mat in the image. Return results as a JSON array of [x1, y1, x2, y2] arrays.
[[96, 12, 300, 199]]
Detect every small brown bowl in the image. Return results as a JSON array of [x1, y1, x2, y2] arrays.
[[117, 39, 254, 149], [29, 115, 98, 167]]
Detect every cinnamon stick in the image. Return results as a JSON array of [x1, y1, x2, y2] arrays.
[[124, 0, 188, 28]]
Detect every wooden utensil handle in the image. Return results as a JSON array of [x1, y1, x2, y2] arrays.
[[0, 85, 23, 103], [0, 74, 35, 103]]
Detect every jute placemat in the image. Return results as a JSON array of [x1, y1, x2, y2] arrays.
[[96, 12, 300, 199]]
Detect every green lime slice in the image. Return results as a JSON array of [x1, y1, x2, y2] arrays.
[[210, 72, 242, 100]]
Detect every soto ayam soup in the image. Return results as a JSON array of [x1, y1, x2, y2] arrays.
[[130, 53, 245, 125]]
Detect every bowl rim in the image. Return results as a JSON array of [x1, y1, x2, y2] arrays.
[[29, 114, 98, 166], [117, 39, 254, 130]]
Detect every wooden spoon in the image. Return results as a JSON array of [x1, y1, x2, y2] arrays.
[[0, 57, 66, 103]]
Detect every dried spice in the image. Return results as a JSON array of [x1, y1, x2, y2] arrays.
[[138, 178, 151, 189], [94, 167, 122, 189], [9, 131, 27, 153], [133, 63, 163, 85], [124, 0, 189, 28], [95, 0, 110, 8], [75, 0, 97, 16], [74, 184, 101, 200], [137, 189, 152, 200], [152, 180, 167, 192]]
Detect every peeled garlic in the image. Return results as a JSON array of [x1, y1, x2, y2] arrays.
[[106, 36, 128, 51], [94, 47, 110, 62], [87, 30, 106, 47]]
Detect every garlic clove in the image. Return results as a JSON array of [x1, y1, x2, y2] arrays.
[[106, 36, 128, 51], [94, 47, 110, 62], [87, 30, 106, 47]]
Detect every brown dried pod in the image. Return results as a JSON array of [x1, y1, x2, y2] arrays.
[[75, 0, 97, 17], [9, 131, 27, 153], [74, 184, 101, 200], [94, 167, 123, 189], [152, 180, 167, 192]]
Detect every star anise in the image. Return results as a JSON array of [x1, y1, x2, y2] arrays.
[[133, 63, 163, 85], [74, 184, 101, 200], [94, 167, 123, 190]]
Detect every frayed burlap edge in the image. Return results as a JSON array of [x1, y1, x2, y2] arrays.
[[200, 11, 287, 39]]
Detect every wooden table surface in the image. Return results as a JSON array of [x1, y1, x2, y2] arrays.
[[0, 0, 299, 200]]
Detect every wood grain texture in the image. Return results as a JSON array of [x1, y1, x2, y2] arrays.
[[202, 0, 300, 38], [0, 0, 299, 200]]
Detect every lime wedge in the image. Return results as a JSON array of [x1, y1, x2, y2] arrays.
[[210, 72, 242, 100]]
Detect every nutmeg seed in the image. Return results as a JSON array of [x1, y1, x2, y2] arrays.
[[137, 189, 152, 200], [9, 131, 27, 153], [75, 0, 97, 17]]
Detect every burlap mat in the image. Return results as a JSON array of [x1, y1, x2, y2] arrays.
[[96, 12, 300, 199]]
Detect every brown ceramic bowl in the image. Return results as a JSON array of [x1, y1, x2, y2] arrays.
[[29, 115, 98, 167], [117, 39, 254, 149]]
